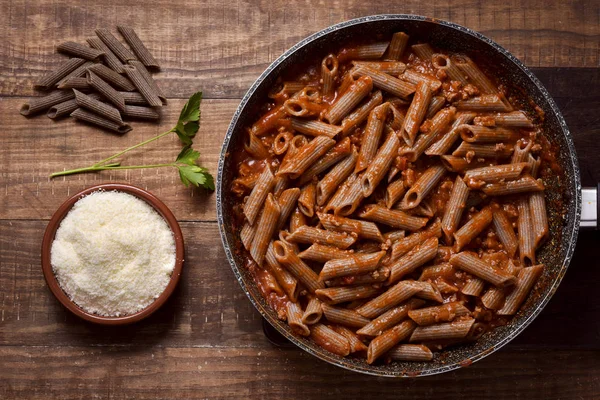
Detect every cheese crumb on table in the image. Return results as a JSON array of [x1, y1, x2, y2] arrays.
[[51, 190, 176, 317]]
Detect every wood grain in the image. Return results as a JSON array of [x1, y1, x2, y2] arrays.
[[1, 0, 599, 98]]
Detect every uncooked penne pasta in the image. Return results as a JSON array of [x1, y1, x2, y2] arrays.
[[401, 82, 433, 146], [322, 303, 371, 328], [356, 102, 390, 172], [298, 244, 354, 263], [273, 240, 325, 293], [358, 205, 428, 231], [318, 213, 383, 242], [21, 90, 76, 116], [310, 323, 350, 356], [88, 63, 136, 91], [87, 37, 124, 73], [356, 281, 422, 319], [244, 165, 275, 225], [278, 136, 336, 178], [367, 320, 416, 364], [453, 206, 493, 251], [35, 58, 87, 90], [399, 165, 446, 210], [302, 297, 323, 325], [249, 194, 281, 266], [70, 108, 132, 134], [426, 112, 476, 156], [401, 107, 456, 162], [120, 91, 149, 105], [497, 265, 543, 315], [73, 89, 123, 124], [388, 344, 433, 361], [352, 64, 416, 99], [360, 129, 400, 196], [121, 105, 160, 120], [356, 299, 424, 337], [324, 76, 373, 125], [449, 252, 517, 287], [529, 192, 549, 250], [517, 197, 536, 265], [409, 318, 475, 342], [408, 302, 470, 326], [286, 226, 356, 249], [57, 41, 104, 61], [95, 28, 136, 62], [122, 65, 162, 107], [319, 251, 385, 281], [388, 237, 439, 284], [482, 175, 544, 196], [390, 220, 442, 262], [316, 285, 381, 305], [86, 70, 126, 111], [287, 302, 310, 336], [57, 77, 90, 90], [459, 124, 518, 143], [441, 176, 470, 244], [117, 25, 160, 69]]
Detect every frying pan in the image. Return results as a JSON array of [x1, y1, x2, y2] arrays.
[[217, 15, 595, 377]]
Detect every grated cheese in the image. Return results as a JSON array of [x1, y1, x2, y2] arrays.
[[51, 190, 176, 317]]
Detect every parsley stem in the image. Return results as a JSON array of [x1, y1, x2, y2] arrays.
[[50, 163, 177, 178], [92, 129, 175, 167]]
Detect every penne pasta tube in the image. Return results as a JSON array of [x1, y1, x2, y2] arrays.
[[122, 65, 162, 107], [352, 61, 406, 75], [277, 136, 336, 178], [367, 320, 416, 364], [387, 32, 410, 60], [315, 285, 381, 305], [385, 179, 406, 209], [426, 112, 476, 155], [356, 102, 390, 172], [400, 69, 442, 91], [341, 91, 383, 135], [517, 197, 536, 265], [341, 42, 389, 61], [441, 176, 470, 244], [389, 103, 406, 130], [318, 213, 383, 242], [459, 124, 518, 143], [95, 28, 136, 62], [425, 96, 446, 120], [272, 131, 293, 155], [286, 226, 357, 249], [321, 54, 339, 98], [330, 325, 368, 353], [410, 280, 444, 303], [70, 108, 132, 134], [276, 188, 301, 231], [319, 251, 386, 281], [21, 90, 76, 117], [492, 208, 518, 257], [302, 297, 323, 325], [289, 209, 305, 233], [88, 63, 136, 91], [401, 107, 456, 162], [490, 111, 534, 128], [244, 165, 275, 225], [356, 299, 424, 337], [456, 94, 512, 112], [117, 26, 160, 69], [74, 89, 123, 123], [122, 105, 160, 120], [409, 318, 475, 342], [460, 277, 485, 296], [243, 132, 270, 159], [251, 105, 286, 136], [119, 91, 149, 105], [528, 154, 541, 179], [284, 98, 326, 118], [388, 237, 439, 284], [240, 222, 257, 250], [440, 155, 487, 173], [298, 138, 352, 185], [453, 55, 497, 94], [324, 76, 373, 125], [358, 205, 429, 231], [310, 323, 350, 356], [298, 244, 354, 263], [529, 192, 549, 250], [330, 174, 365, 216], [390, 219, 442, 262], [269, 81, 305, 100], [431, 53, 468, 84], [273, 176, 289, 198], [482, 175, 544, 196], [419, 263, 456, 281], [498, 265, 544, 315], [356, 281, 422, 319], [287, 302, 310, 336], [249, 194, 281, 266], [87, 37, 124, 73], [453, 206, 493, 251], [449, 252, 517, 287], [57, 77, 90, 90], [290, 118, 342, 138], [273, 240, 325, 293], [452, 142, 514, 159], [481, 286, 506, 310], [57, 41, 104, 61], [317, 149, 357, 206], [408, 302, 471, 326], [352, 64, 416, 99], [399, 165, 446, 210], [411, 43, 434, 60], [464, 163, 528, 186], [35, 57, 88, 90], [298, 182, 317, 217], [511, 139, 533, 164], [322, 303, 371, 328], [361, 129, 400, 196], [387, 344, 433, 361], [325, 267, 390, 287], [401, 82, 433, 146], [265, 242, 300, 302]]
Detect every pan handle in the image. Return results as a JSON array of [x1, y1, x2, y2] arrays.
[[581, 185, 599, 229]]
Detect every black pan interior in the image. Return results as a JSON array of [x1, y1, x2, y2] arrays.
[[216, 15, 581, 377]]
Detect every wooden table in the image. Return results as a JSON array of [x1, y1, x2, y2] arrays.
[[1, 0, 599, 398]]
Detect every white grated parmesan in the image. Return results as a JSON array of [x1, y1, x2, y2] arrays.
[[51, 190, 176, 317]]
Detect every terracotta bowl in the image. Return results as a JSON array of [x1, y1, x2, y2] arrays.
[[41, 183, 184, 325]]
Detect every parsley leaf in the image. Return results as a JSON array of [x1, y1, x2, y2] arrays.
[[178, 165, 215, 190]]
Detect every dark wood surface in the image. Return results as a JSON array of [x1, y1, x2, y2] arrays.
[[1, 0, 599, 398]]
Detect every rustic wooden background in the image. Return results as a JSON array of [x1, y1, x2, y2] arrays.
[[1, 0, 599, 398]]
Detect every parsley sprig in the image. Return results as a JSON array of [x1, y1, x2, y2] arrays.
[[50, 92, 214, 190]]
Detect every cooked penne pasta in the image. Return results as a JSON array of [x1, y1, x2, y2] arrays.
[[431, 53, 468, 84], [356, 299, 424, 337], [482, 175, 544, 196], [310, 323, 350, 356], [360, 129, 400, 196], [358, 205, 428, 231], [244, 166, 275, 225], [356, 102, 390, 172], [400, 69, 442, 91], [492, 208, 518, 257], [352, 61, 406, 75], [298, 138, 352, 185], [459, 124, 518, 143], [426, 112, 476, 155], [352, 64, 416, 99], [265, 242, 300, 302], [401, 82, 433, 146], [449, 252, 517, 287], [460, 277, 485, 296], [341, 90, 383, 135], [322, 303, 371, 328], [497, 265, 544, 315], [319, 251, 385, 281], [331, 325, 368, 353], [481, 286, 506, 310], [517, 197, 536, 265], [273, 240, 325, 293], [399, 165, 446, 210], [341, 42, 390, 61], [453, 55, 496, 94], [411, 43, 435, 60], [249, 194, 281, 266], [387, 32, 410, 60], [390, 220, 442, 262], [316, 149, 358, 206], [464, 163, 528, 186], [408, 302, 470, 326], [452, 142, 514, 158], [286, 226, 356, 249], [324, 76, 373, 125], [298, 182, 317, 217], [453, 206, 493, 251], [400, 107, 456, 162], [456, 94, 512, 112], [286, 302, 310, 336], [356, 281, 422, 319], [441, 176, 470, 244], [388, 238, 439, 284], [529, 192, 549, 250], [409, 318, 475, 342], [489, 111, 534, 128], [276, 188, 301, 231], [298, 243, 354, 263], [367, 320, 416, 364], [318, 213, 383, 242], [387, 344, 433, 361], [440, 155, 486, 173], [316, 285, 381, 305], [302, 297, 323, 325], [278, 136, 336, 178], [425, 96, 446, 119], [290, 118, 342, 139], [418, 263, 455, 281], [385, 179, 406, 209], [325, 267, 390, 287]]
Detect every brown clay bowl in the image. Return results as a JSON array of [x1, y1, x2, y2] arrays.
[[41, 183, 184, 325]]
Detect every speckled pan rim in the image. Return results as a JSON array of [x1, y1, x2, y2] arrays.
[[217, 14, 581, 377], [41, 183, 185, 325]]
